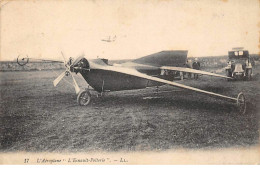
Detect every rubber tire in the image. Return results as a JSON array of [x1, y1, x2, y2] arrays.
[[77, 90, 91, 106]]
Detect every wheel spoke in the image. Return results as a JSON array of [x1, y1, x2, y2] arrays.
[[77, 90, 91, 106], [80, 93, 89, 105]]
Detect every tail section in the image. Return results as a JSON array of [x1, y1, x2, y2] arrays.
[[133, 50, 188, 67]]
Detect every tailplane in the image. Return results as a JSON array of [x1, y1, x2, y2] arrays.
[[133, 50, 188, 67]]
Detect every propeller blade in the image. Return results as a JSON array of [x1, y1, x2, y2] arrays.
[[61, 51, 67, 65], [53, 71, 66, 87], [70, 72, 80, 94]]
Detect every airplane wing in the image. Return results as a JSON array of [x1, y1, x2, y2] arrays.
[[94, 64, 237, 102], [161, 66, 231, 79]]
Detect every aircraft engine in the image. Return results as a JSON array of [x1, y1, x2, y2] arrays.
[[52, 53, 90, 94]]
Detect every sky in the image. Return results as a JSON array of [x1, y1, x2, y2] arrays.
[[0, 0, 259, 61]]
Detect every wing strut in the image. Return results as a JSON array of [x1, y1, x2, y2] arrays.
[[89, 62, 246, 114]]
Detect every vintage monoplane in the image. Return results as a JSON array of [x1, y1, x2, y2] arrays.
[[17, 50, 246, 114], [101, 35, 117, 42]]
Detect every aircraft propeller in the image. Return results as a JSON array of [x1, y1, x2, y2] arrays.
[[52, 52, 81, 94]]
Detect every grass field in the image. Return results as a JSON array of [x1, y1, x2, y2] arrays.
[[0, 64, 259, 152]]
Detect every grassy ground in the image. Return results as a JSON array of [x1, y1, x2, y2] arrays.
[[0, 64, 259, 152]]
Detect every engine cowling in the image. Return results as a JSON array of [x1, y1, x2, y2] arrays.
[[70, 57, 90, 73]]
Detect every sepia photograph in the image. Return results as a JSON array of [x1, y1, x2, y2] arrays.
[[0, 0, 259, 165]]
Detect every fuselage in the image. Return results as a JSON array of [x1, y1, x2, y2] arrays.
[[72, 51, 188, 92]]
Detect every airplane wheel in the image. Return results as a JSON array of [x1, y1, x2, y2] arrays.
[[77, 90, 91, 106], [236, 92, 246, 114]]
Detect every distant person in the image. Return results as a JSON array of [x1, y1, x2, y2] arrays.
[[180, 71, 184, 80], [186, 59, 192, 79], [192, 58, 200, 80], [250, 58, 255, 68]]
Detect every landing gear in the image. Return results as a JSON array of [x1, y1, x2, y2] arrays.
[[236, 92, 246, 114], [77, 90, 91, 106]]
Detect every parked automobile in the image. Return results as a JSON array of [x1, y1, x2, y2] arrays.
[[225, 48, 253, 80]]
